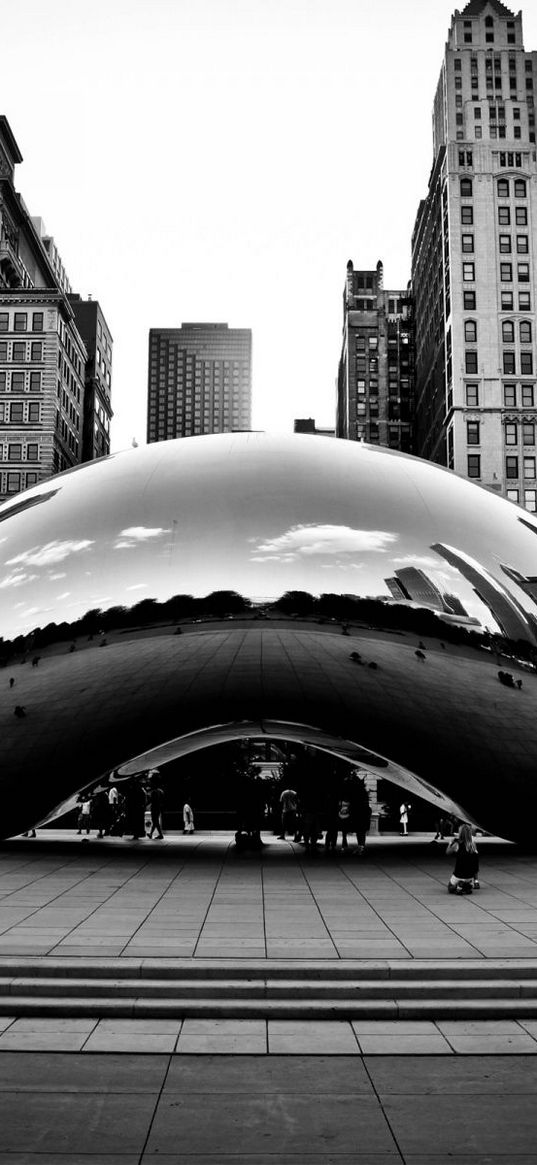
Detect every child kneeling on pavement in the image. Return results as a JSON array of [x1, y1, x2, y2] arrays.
[[446, 823, 480, 894]]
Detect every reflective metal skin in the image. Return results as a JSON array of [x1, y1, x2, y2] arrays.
[[1, 432, 537, 841]]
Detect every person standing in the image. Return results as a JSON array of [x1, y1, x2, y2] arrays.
[[77, 795, 91, 836], [183, 802, 195, 834], [147, 771, 164, 839], [399, 802, 410, 836], [278, 787, 298, 839]]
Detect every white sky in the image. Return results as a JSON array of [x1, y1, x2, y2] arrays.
[[3, 0, 537, 450]]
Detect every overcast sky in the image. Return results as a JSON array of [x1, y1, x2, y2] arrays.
[[3, 0, 537, 451]]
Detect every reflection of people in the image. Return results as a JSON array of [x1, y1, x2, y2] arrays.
[[447, 823, 480, 894], [278, 787, 298, 839], [399, 802, 410, 836], [147, 771, 164, 839], [183, 802, 195, 834]]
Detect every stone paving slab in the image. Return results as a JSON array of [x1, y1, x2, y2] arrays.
[[0, 831, 534, 962]]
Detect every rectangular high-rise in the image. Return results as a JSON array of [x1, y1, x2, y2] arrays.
[[336, 261, 414, 451], [412, 1, 537, 511], [69, 295, 113, 462], [147, 323, 252, 442]]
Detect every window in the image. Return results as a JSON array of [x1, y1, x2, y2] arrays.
[[12, 342, 26, 362], [466, 383, 479, 406], [474, 107, 481, 118], [522, 385, 535, 407], [13, 313, 27, 332], [498, 207, 511, 225], [519, 292, 531, 310], [517, 235, 529, 253], [29, 372, 41, 392], [518, 263, 530, 281], [467, 421, 480, 445], [32, 312, 43, 332], [466, 350, 478, 373], [30, 342, 42, 361], [502, 321, 515, 342], [504, 351, 516, 374], [468, 454, 481, 478], [524, 489, 537, 511], [520, 321, 532, 344], [8, 442, 22, 459], [516, 207, 528, 225], [521, 353, 533, 374], [26, 442, 39, 460], [27, 404, 40, 423], [461, 206, 473, 224], [507, 488, 520, 503], [523, 422, 535, 445], [505, 422, 518, 445], [524, 456, 536, 478], [501, 263, 513, 281], [0, 313, 8, 333], [460, 178, 473, 196], [506, 455, 519, 478], [497, 179, 509, 197], [457, 113, 463, 126], [515, 179, 527, 197], [475, 126, 482, 139], [25, 472, 38, 488], [462, 234, 474, 252], [11, 372, 24, 391], [504, 383, 517, 406], [454, 59, 461, 70], [463, 290, 476, 309], [501, 291, 514, 309], [6, 473, 21, 494], [465, 320, 477, 342], [463, 262, 475, 281], [499, 235, 512, 252]]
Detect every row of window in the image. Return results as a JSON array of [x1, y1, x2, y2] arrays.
[[462, 290, 531, 310], [465, 348, 534, 375], [0, 312, 43, 333], [462, 233, 530, 253], [463, 261, 531, 282], [0, 371, 41, 392], [1, 471, 40, 495], [463, 320, 532, 344], [0, 342, 43, 362], [0, 402, 41, 424], [466, 420, 536, 446], [465, 382, 535, 407], [461, 206, 528, 226], [506, 487, 537, 511], [467, 454, 537, 482], [0, 442, 40, 461], [460, 176, 526, 197]]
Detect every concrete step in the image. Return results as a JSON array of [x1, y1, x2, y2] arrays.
[[2, 958, 537, 981]]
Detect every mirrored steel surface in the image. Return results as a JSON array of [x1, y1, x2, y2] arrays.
[[1, 432, 536, 841]]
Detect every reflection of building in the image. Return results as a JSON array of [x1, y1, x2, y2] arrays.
[[68, 296, 113, 462], [500, 563, 537, 604], [412, 3, 537, 512], [147, 323, 252, 442], [432, 541, 537, 642], [294, 418, 335, 436], [0, 115, 111, 502], [336, 260, 414, 451], [385, 567, 469, 617]]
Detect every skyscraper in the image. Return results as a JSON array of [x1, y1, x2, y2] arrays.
[[147, 323, 252, 442], [68, 295, 113, 462], [336, 261, 414, 451], [0, 116, 112, 502], [412, 1, 537, 511]]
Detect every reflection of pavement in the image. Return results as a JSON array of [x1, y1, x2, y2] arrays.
[[3, 628, 537, 835]]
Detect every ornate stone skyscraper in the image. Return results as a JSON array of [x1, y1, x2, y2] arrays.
[[412, 1, 537, 512]]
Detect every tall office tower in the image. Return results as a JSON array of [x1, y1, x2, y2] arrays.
[[69, 296, 113, 461], [147, 323, 252, 442], [336, 260, 414, 451], [412, 1, 537, 511], [0, 115, 104, 503]]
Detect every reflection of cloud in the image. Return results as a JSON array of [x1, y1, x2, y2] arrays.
[[56, 592, 71, 600], [126, 583, 149, 591], [0, 570, 38, 589], [48, 572, 67, 581], [254, 525, 397, 561], [7, 540, 94, 568], [393, 555, 442, 569], [114, 526, 170, 550]]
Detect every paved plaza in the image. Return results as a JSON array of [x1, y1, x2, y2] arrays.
[[1, 832, 537, 1161]]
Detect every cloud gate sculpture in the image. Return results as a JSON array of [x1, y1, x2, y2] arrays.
[[1, 431, 537, 843]]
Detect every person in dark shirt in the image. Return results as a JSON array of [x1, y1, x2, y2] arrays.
[[446, 823, 480, 894], [147, 770, 164, 839]]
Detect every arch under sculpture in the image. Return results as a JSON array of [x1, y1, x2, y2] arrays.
[[1, 431, 537, 842]]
